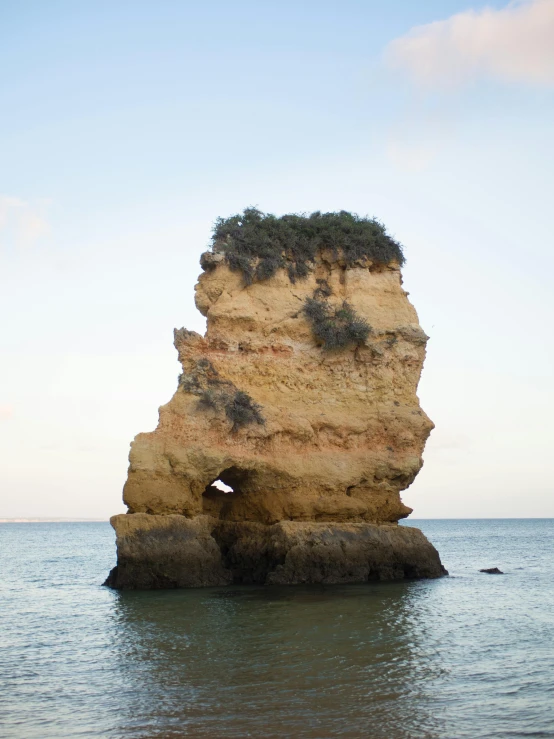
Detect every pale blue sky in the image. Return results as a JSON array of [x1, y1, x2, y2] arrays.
[[1, 0, 553, 518]]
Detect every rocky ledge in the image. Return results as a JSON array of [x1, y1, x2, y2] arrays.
[[105, 209, 446, 588]]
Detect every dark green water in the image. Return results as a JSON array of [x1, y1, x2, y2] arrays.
[[1, 520, 553, 738]]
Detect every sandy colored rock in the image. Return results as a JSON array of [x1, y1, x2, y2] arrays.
[[106, 243, 446, 588]]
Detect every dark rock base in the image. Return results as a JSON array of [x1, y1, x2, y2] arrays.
[[105, 513, 447, 590]]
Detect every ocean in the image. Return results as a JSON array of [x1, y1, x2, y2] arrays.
[[1, 519, 553, 739]]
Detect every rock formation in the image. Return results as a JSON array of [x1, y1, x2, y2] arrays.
[[105, 210, 446, 588]]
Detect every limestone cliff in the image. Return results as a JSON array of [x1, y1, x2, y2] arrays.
[[106, 210, 446, 588]]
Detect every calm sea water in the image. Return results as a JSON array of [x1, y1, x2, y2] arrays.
[[1, 519, 553, 739]]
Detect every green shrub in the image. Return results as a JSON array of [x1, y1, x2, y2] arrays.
[[314, 278, 332, 299], [181, 358, 265, 432], [224, 390, 265, 432], [198, 388, 219, 410], [210, 208, 404, 284], [200, 385, 265, 431], [304, 297, 371, 350]]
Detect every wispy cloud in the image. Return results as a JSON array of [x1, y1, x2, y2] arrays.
[[385, 0, 554, 89], [386, 139, 436, 173], [0, 196, 51, 248], [0, 405, 15, 421], [385, 106, 454, 172]]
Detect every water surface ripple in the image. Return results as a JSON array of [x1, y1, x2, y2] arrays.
[[1, 520, 553, 738]]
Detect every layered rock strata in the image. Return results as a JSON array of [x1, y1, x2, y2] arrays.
[[106, 232, 446, 588]]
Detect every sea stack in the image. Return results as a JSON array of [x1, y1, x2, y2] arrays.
[[105, 209, 446, 588]]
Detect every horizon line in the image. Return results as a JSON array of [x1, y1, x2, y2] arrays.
[[1, 516, 553, 523]]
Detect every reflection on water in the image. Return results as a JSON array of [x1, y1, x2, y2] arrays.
[[1, 520, 554, 739], [110, 582, 445, 738]]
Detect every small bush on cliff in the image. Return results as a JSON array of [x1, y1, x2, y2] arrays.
[[183, 358, 264, 432], [210, 208, 404, 284], [304, 297, 371, 350], [199, 386, 265, 431], [224, 390, 265, 432], [198, 388, 220, 410], [313, 278, 332, 299]]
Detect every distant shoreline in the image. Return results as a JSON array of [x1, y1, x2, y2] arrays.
[[0, 518, 109, 523], [1, 517, 552, 523]]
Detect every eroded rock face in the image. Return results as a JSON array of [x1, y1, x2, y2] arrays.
[[105, 514, 444, 588], [106, 246, 446, 588]]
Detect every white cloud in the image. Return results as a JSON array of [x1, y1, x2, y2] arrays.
[[0, 405, 15, 421], [386, 139, 436, 172], [0, 197, 24, 228], [385, 106, 454, 171], [0, 195, 51, 248], [386, 0, 554, 88]]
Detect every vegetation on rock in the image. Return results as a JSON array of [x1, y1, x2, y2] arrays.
[[304, 296, 371, 350], [210, 207, 404, 284], [223, 390, 264, 432], [180, 359, 264, 432]]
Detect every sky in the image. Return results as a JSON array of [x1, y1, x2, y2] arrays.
[[1, 0, 553, 519]]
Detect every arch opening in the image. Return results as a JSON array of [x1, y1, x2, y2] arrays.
[[202, 466, 251, 517], [211, 479, 234, 493]]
